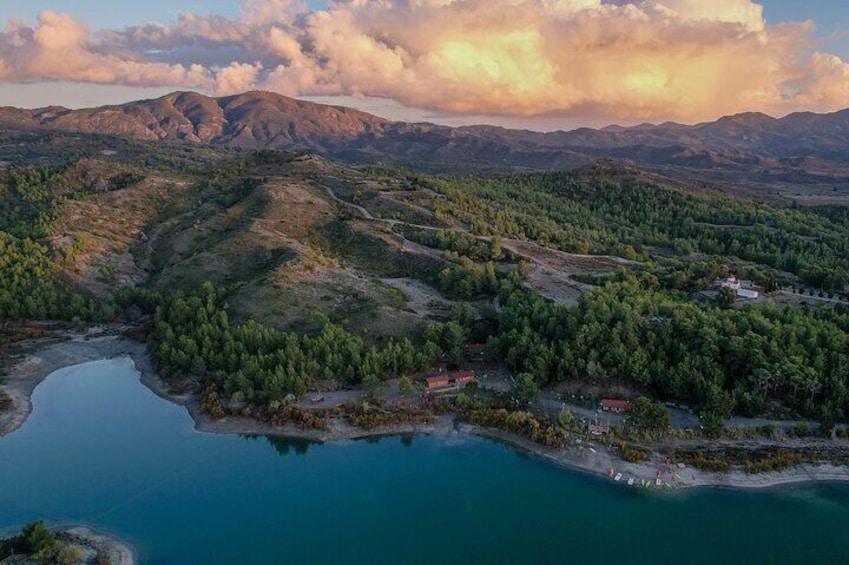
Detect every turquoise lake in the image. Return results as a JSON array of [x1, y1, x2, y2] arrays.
[[2, 358, 849, 564]]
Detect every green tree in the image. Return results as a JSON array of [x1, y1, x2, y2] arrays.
[[398, 376, 414, 397], [444, 321, 467, 364], [517, 261, 531, 280], [628, 397, 671, 430], [20, 520, 57, 558], [510, 373, 540, 404], [362, 374, 382, 398], [716, 286, 736, 308], [450, 303, 477, 327], [700, 411, 725, 438], [492, 235, 503, 260], [558, 408, 574, 427]]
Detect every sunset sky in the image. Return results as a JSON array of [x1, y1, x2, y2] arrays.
[[1, 1, 847, 130]]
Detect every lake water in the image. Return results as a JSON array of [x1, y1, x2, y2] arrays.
[[2, 358, 849, 564]]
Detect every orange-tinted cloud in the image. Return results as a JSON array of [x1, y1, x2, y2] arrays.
[[1, 1, 848, 122]]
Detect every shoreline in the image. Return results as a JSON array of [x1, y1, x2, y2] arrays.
[[59, 525, 135, 565], [0, 524, 134, 565], [2, 334, 849, 494]]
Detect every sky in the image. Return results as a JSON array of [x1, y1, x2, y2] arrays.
[[0, 1, 848, 130]]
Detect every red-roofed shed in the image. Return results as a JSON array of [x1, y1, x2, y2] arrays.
[[600, 399, 631, 413], [424, 375, 452, 389]]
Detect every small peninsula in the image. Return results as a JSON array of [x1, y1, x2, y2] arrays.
[[0, 521, 133, 565]]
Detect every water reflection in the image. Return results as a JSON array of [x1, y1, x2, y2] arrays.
[[239, 434, 314, 456]]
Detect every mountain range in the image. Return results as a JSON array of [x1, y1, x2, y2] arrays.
[[2, 90, 849, 173]]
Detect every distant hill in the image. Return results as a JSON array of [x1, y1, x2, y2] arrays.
[[2, 90, 849, 172]]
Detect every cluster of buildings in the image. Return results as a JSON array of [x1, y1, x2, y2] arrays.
[[420, 344, 488, 390], [720, 275, 760, 300]]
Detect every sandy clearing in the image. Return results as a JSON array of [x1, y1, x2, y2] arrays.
[[381, 277, 453, 318]]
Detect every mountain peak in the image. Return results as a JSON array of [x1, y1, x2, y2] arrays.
[[711, 111, 776, 127], [1, 91, 847, 169]]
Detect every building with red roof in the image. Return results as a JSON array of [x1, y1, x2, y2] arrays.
[[423, 371, 475, 389], [600, 399, 631, 413]]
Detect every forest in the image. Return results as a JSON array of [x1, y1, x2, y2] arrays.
[[2, 151, 849, 429], [127, 260, 849, 427], [428, 167, 849, 290], [120, 283, 467, 409], [0, 165, 118, 321], [489, 274, 849, 427]]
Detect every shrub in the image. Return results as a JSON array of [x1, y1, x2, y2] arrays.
[[342, 400, 434, 430], [790, 423, 813, 437], [682, 453, 732, 473], [744, 450, 804, 474], [268, 406, 327, 430], [199, 384, 226, 419], [57, 544, 83, 564], [465, 408, 564, 448], [20, 520, 57, 557], [622, 447, 650, 462]]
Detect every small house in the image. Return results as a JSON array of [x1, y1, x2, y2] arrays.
[[600, 398, 631, 413], [422, 370, 475, 389], [424, 375, 452, 389]]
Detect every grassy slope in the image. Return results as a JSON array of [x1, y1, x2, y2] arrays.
[[47, 146, 455, 342]]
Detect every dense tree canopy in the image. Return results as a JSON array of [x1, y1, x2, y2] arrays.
[[489, 276, 849, 422], [429, 168, 849, 290], [3, 154, 848, 429], [123, 284, 449, 405], [0, 163, 130, 321]]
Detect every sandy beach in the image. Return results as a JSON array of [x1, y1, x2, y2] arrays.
[[3, 333, 849, 494]]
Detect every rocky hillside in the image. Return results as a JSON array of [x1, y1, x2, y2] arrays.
[[0, 91, 389, 149], [2, 91, 849, 176]]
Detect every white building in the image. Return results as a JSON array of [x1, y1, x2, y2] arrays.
[[737, 288, 759, 299], [720, 276, 742, 290]]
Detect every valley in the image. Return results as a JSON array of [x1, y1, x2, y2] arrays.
[[4, 0, 849, 561], [1, 110, 849, 488]]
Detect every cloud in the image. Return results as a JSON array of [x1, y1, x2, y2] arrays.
[[0, 11, 212, 89], [1, 0, 848, 123]]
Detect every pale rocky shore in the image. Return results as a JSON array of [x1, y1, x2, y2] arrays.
[[467, 426, 849, 491], [60, 526, 134, 565], [0, 332, 152, 438], [0, 525, 134, 565], [3, 332, 849, 494]]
